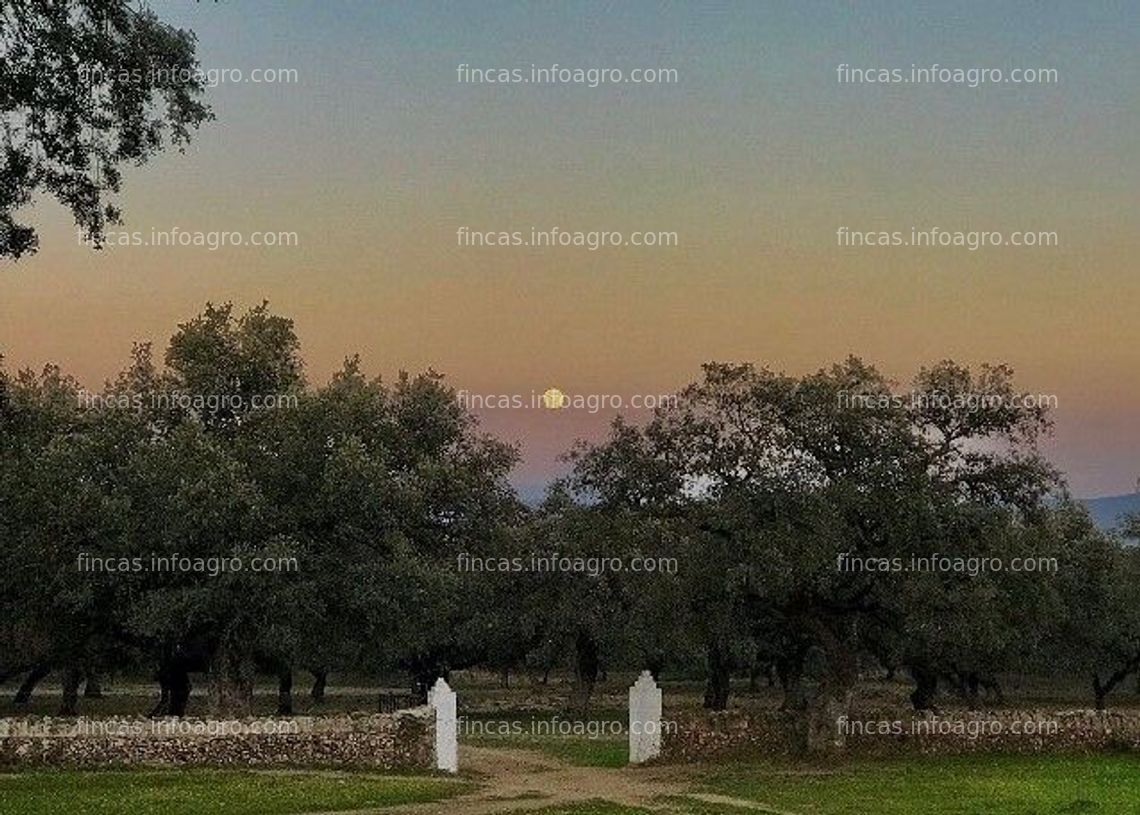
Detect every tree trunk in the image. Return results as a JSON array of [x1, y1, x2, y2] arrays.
[[791, 623, 859, 754], [983, 677, 1004, 704], [59, 667, 82, 715], [170, 665, 192, 716], [84, 670, 103, 698], [1093, 676, 1107, 711], [776, 641, 813, 709], [1090, 660, 1138, 711], [779, 655, 804, 710], [310, 669, 327, 703], [151, 650, 193, 717], [410, 661, 446, 703], [209, 641, 254, 717], [803, 693, 848, 754], [13, 663, 51, 704], [277, 668, 294, 715], [646, 652, 665, 684], [957, 671, 981, 710], [571, 631, 600, 715], [149, 683, 171, 718], [703, 641, 731, 710], [909, 664, 939, 711], [811, 646, 857, 751]]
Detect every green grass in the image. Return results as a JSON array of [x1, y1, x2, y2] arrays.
[[697, 753, 1140, 814], [0, 769, 469, 815], [461, 710, 629, 768], [5, 754, 1140, 814], [535, 738, 628, 768]]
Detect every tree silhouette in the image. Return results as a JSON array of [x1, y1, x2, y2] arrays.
[[1, 0, 212, 259]]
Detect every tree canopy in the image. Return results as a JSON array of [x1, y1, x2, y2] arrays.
[[1, 0, 212, 258], [2, 311, 1138, 747]]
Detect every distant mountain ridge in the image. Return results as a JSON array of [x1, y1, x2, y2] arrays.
[[1081, 493, 1140, 534]]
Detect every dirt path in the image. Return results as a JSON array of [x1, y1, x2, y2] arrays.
[[306, 745, 787, 815]]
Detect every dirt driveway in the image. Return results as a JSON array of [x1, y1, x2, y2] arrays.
[[306, 745, 791, 815]]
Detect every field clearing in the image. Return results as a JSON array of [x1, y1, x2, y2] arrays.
[[692, 753, 1140, 814], [0, 770, 469, 815], [4, 674, 1140, 813], [3, 754, 1139, 814]]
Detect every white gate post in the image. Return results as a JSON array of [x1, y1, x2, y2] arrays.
[[427, 677, 458, 773], [628, 670, 662, 764]]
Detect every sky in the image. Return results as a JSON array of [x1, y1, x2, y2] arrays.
[[1, 0, 1137, 498]]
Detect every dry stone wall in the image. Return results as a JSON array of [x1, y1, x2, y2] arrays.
[[664, 708, 1140, 761], [0, 709, 435, 769]]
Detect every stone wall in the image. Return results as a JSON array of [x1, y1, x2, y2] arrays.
[[664, 707, 1140, 761], [0, 709, 435, 769], [663, 709, 798, 762]]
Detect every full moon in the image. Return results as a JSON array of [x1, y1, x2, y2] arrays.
[[541, 388, 567, 409]]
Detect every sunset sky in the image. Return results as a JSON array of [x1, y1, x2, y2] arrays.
[[1, 1, 1137, 498]]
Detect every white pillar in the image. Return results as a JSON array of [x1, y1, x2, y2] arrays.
[[628, 670, 662, 764], [427, 677, 458, 773]]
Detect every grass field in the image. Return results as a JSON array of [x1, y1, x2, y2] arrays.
[[3, 754, 1139, 814], [0, 769, 469, 815], [693, 753, 1140, 814], [4, 675, 1140, 813]]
